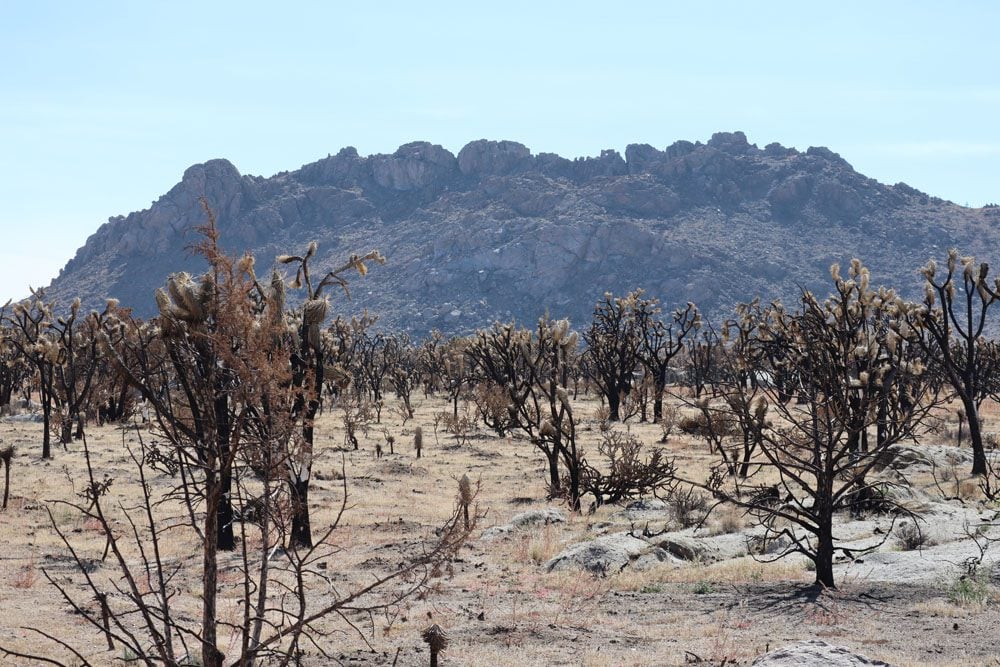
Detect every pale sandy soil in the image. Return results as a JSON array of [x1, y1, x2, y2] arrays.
[[1, 394, 998, 666]]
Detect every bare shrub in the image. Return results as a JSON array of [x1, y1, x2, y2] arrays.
[[581, 432, 676, 508], [658, 404, 678, 442], [441, 404, 476, 446], [594, 404, 611, 432], [668, 487, 710, 528], [708, 505, 744, 535], [895, 520, 933, 551], [677, 409, 742, 445], [432, 410, 448, 446], [342, 399, 375, 450], [394, 398, 420, 426], [12, 557, 36, 589], [472, 383, 514, 438]]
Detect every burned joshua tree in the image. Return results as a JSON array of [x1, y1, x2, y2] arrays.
[[2, 209, 473, 667], [278, 241, 385, 547], [680, 261, 938, 588], [467, 317, 584, 508]]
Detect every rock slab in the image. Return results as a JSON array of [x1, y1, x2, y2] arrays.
[[753, 640, 891, 666]]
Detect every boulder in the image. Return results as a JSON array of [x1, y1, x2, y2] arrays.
[[545, 532, 665, 575], [371, 142, 457, 190], [708, 131, 752, 154], [653, 534, 716, 562], [753, 640, 889, 666], [624, 143, 666, 173], [457, 140, 532, 176], [481, 507, 566, 540], [510, 507, 566, 528], [876, 443, 972, 473], [571, 149, 627, 181]]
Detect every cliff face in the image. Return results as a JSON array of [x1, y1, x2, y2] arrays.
[[48, 131, 999, 333]]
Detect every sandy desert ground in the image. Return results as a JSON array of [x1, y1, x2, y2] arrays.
[[1, 394, 999, 666]]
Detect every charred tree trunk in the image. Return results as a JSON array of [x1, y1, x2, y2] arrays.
[[60, 415, 73, 446], [546, 449, 561, 496], [964, 396, 988, 476], [40, 367, 53, 459], [652, 370, 667, 423], [201, 463, 223, 667], [814, 521, 836, 589], [289, 350, 316, 548], [214, 392, 235, 552], [290, 475, 312, 548], [607, 391, 621, 422], [74, 412, 85, 440], [2, 456, 10, 510]]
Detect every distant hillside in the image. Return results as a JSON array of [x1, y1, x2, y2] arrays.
[[47, 131, 1000, 333]]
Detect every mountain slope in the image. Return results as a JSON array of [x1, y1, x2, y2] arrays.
[[47, 131, 999, 333]]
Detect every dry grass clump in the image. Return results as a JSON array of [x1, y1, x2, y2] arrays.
[[12, 557, 37, 589], [705, 505, 745, 535], [909, 599, 972, 618], [500, 524, 562, 566], [658, 404, 679, 442], [894, 520, 934, 551]]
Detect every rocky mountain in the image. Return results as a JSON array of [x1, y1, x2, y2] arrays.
[[47, 131, 1000, 334]]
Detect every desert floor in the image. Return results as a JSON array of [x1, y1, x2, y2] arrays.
[[1, 393, 999, 666]]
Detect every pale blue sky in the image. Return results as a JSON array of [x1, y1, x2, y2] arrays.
[[2, 1, 998, 303]]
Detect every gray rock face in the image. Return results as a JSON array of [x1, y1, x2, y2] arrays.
[[371, 142, 457, 191], [46, 132, 990, 335], [457, 139, 531, 176], [752, 640, 890, 666]]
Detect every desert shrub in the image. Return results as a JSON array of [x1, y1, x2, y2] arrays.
[[441, 404, 477, 446], [594, 404, 612, 432], [677, 413, 706, 435], [895, 520, 932, 551], [580, 432, 676, 508], [678, 409, 739, 440], [691, 580, 716, 594], [471, 383, 513, 437], [668, 487, 710, 528], [708, 505, 744, 535], [658, 404, 678, 442], [342, 399, 375, 449], [948, 572, 992, 607]]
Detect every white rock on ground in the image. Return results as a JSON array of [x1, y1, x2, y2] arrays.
[[480, 507, 566, 540], [544, 532, 678, 575], [836, 538, 998, 585], [752, 640, 890, 666]]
